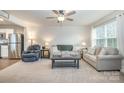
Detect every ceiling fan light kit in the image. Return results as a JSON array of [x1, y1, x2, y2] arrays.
[[57, 15, 65, 22], [46, 10, 76, 23]]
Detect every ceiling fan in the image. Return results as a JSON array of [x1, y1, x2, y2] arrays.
[[46, 10, 76, 23]]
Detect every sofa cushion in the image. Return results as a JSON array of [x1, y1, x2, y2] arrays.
[[60, 51, 80, 58], [106, 48, 119, 55], [99, 48, 119, 55], [87, 48, 96, 55], [61, 51, 71, 57]]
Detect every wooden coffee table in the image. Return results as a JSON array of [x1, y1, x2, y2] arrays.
[[51, 57, 81, 69]]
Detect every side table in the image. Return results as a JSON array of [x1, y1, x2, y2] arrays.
[[41, 49, 50, 58], [80, 48, 87, 59]]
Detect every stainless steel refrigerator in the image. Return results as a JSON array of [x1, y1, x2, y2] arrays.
[[8, 33, 24, 59]]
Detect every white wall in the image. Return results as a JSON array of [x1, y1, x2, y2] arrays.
[[91, 11, 120, 27], [25, 25, 91, 48], [3, 14, 91, 50]]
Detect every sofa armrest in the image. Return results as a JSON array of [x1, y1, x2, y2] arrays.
[[22, 51, 31, 54], [97, 55, 123, 60]]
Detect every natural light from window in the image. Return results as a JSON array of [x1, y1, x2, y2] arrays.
[[92, 20, 117, 48]]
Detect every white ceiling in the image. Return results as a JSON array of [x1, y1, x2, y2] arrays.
[[7, 10, 115, 26], [0, 18, 25, 28], [0, 20, 12, 25]]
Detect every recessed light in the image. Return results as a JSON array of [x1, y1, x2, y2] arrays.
[[0, 18, 4, 21]]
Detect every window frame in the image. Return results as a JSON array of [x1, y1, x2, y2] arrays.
[[92, 19, 117, 48]]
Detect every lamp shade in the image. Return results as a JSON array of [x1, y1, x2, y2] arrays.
[[45, 42, 49, 46], [29, 38, 34, 45], [81, 42, 86, 46]]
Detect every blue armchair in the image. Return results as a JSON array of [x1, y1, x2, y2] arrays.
[[22, 44, 41, 62]]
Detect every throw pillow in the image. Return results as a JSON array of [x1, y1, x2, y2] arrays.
[[99, 48, 119, 55], [70, 51, 79, 56], [105, 48, 119, 55], [87, 48, 96, 55], [73, 46, 81, 52], [52, 46, 59, 52], [95, 47, 102, 55], [53, 51, 62, 57], [99, 48, 107, 55]]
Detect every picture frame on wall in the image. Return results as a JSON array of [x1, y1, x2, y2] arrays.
[[0, 33, 6, 39]]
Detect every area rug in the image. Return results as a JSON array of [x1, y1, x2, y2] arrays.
[[0, 59, 124, 83]]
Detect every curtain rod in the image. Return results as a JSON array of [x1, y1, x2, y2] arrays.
[[93, 17, 116, 28], [93, 11, 124, 28]]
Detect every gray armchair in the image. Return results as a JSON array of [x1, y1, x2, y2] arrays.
[[22, 44, 41, 62]]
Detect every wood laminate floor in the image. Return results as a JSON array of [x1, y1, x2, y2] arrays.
[[0, 59, 19, 70]]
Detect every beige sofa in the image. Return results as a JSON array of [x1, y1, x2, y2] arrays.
[[83, 47, 123, 71]]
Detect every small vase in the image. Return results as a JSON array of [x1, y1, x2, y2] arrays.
[[42, 46, 45, 49]]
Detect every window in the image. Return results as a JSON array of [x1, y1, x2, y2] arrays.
[[92, 20, 117, 48]]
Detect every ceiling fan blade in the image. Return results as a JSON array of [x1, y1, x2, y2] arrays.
[[59, 10, 64, 15], [46, 17, 57, 19], [52, 10, 59, 15], [65, 11, 76, 16], [66, 18, 74, 21]]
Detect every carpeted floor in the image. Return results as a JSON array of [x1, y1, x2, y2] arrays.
[[0, 59, 124, 83]]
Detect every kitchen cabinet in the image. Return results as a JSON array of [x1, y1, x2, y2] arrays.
[[1, 45, 8, 58]]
